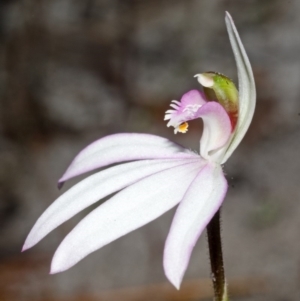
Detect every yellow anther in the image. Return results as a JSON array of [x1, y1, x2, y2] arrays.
[[178, 122, 189, 134]]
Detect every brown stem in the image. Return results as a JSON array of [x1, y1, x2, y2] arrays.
[[206, 209, 228, 301]]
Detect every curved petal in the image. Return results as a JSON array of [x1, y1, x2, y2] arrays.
[[59, 133, 194, 185], [197, 102, 232, 159], [221, 12, 256, 163], [22, 158, 199, 251], [163, 163, 227, 289], [50, 161, 204, 274]]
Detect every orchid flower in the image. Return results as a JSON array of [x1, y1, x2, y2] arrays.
[[22, 12, 255, 290]]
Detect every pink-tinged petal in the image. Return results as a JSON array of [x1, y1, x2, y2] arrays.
[[50, 160, 204, 274], [221, 12, 256, 163], [181, 90, 207, 107], [164, 90, 207, 132], [22, 158, 199, 251], [195, 102, 232, 159], [163, 163, 227, 289], [59, 133, 195, 184]]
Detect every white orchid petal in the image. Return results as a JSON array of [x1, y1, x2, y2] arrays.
[[222, 12, 256, 163], [50, 161, 203, 274], [59, 133, 194, 184], [163, 163, 227, 289], [23, 158, 198, 251], [196, 102, 232, 159]]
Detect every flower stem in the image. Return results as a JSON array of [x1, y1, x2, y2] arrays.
[[206, 209, 228, 301]]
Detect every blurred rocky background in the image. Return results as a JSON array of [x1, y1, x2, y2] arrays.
[[0, 0, 300, 300]]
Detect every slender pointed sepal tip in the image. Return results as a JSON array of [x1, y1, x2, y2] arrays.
[[166, 275, 181, 290], [225, 11, 231, 20], [57, 181, 64, 190], [21, 239, 33, 252], [165, 272, 181, 290], [225, 12, 235, 30], [50, 262, 65, 275], [164, 266, 183, 291]]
